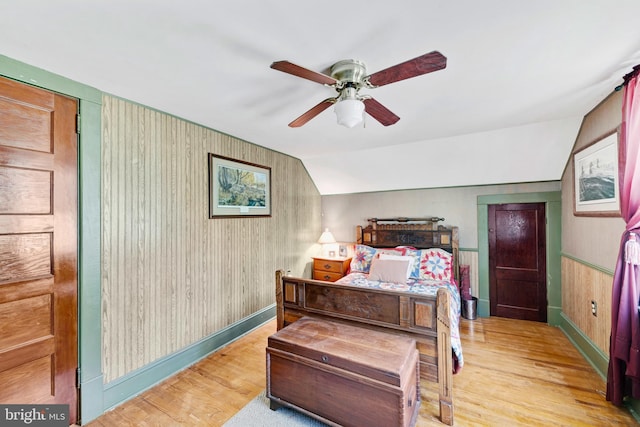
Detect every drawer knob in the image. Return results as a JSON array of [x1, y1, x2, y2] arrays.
[[321, 355, 329, 363], [323, 264, 331, 269]]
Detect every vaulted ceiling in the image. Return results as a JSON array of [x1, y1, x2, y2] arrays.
[[3, 1, 640, 194]]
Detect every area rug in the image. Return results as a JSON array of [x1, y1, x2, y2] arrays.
[[223, 390, 328, 426]]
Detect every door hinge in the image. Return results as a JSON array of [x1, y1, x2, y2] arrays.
[[76, 114, 81, 135], [76, 368, 81, 388]]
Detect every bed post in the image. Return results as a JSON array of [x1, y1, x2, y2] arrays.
[[275, 269, 285, 330], [436, 287, 454, 425]]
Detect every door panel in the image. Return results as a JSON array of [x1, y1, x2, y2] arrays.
[[0, 233, 52, 281], [0, 76, 78, 422], [489, 203, 547, 322], [0, 357, 54, 404], [0, 167, 52, 213]]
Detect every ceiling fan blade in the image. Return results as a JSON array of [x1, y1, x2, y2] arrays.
[[363, 98, 400, 126], [366, 51, 447, 87], [271, 61, 338, 86], [288, 98, 336, 127]]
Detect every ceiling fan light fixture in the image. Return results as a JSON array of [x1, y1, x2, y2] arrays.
[[334, 98, 364, 128]]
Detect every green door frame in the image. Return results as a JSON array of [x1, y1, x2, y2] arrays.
[[0, 55, 104, 423], [477, 191, 562, 325]]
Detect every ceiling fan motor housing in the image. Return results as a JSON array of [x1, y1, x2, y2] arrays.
[[330, 60, 367, 87]]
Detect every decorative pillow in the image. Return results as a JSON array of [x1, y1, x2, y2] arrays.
[[419, 248, 453, 281], [367, 257, 410, 284], [350, 245, 377, 273], [350, 245, 405, 273], [402, 247, 422, 278], [378, 253, 414, 279]]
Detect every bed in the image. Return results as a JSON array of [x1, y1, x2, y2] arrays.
[[275, 217, 462, 425]]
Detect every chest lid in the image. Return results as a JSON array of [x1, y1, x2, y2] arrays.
[[268, 317, 417, 386]]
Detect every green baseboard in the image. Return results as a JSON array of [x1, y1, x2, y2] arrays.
[[79, 374, 104, 425], [559, 313, 640, 422], [627, 399, 640, 423], [477, 298, 490, 317], [99, 305, 275, 418], [547, 305, 562, 326], [558, 312, 608, 378]]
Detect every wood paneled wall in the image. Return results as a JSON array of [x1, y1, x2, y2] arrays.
[[561, 257, 611, 354], [101, 95, 320, 382]]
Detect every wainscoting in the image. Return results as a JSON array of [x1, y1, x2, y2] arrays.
[[561, 255, 612, 358]]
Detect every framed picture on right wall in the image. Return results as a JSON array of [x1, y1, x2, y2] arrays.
[[573, 129, 621, 217]]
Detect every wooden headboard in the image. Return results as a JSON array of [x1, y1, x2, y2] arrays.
[[356, 217, 460, 282]]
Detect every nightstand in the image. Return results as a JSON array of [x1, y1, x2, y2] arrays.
[[312, 256, 352, 282]]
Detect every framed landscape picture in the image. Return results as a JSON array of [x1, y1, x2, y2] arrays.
[[209, 154, 271, 218], [573, 130, 620, 217]]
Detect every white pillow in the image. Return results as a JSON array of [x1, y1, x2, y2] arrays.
[[378, 253, 414, 279], [368, 258, 410, 284]]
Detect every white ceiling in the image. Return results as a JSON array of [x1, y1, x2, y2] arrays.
[[2, 1, 640, 195]]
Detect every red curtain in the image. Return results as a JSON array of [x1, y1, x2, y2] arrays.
[[607, 68, 640, 405]]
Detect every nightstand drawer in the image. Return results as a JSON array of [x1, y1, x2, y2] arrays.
[[313, 270, 345, 282], [313, 258, 348, 274]]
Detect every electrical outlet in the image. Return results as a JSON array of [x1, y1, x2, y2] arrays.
[[591, 300, 597, 317]]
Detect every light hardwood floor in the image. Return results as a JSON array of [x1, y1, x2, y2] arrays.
[[86, 317, 637, 426]]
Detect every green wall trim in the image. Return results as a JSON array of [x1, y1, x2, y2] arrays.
[[627, 399, 640, 423], [79, 375, 104, 422], [476, 199, 490, 317], [548, 306, 563, 326], [0, 55, 101, 103], [477, 298, 490, 318], [561, 252, 615, 276], [558, 313, 608, 379], [476, 191, 562, 322], [477, 191, 562, 205], [102, 306, 276, 412], [546, 197, 562, 326], [0, 56, 104, 425], [77, 99, 103, 424]]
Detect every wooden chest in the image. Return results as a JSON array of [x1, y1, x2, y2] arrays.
[[266, 317, 420, 427]]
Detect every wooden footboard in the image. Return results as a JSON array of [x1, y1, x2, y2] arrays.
[[275, 269, 454, 425]]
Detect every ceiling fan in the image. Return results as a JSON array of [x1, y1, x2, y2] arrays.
[[270, 51, 446, 128]]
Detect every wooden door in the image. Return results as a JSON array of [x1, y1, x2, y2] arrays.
[[488, 202, 547, 322], [0, 76, 79, 422]]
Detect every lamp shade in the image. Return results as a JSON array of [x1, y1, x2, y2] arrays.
[[334, 99, 364, 128], [317, 228, 336, 244]]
